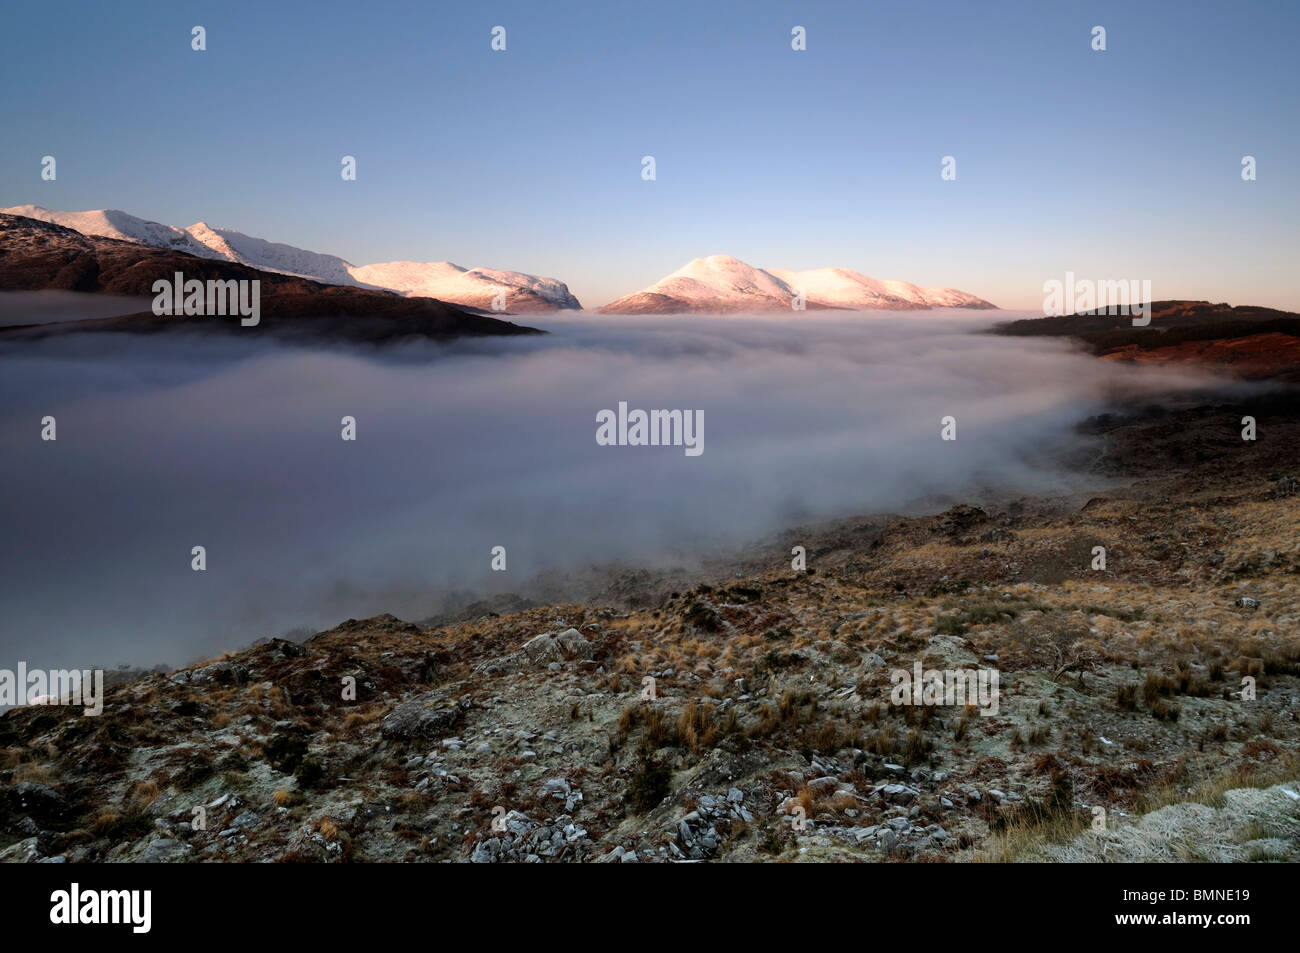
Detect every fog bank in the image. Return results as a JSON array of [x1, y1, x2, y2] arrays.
[[0, 307, 1227, 668]]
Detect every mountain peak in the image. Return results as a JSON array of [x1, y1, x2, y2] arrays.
[[0, 206, 582, 313], [600, 257, 996, 314]]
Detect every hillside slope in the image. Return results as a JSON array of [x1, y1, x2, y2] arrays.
[[2, 388, 1296, 863], [0, 214, 541, 343], [1, 205, 581, 313], [993, 301, 1300, 383]]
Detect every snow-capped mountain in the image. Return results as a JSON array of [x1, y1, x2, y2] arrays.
[[1, 206, 581, 312], [3, 206, 221, 260], [349, 261, 580, 312], [598, 255, 995, 313], [764, 268, 995, 310], [595, 255, 798, 314], [185, 221, 359, 287], [3, 208, 991, 316]]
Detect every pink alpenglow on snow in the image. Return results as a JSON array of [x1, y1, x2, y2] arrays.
[[598, 255, 995, 313], [0, 205, 582, 313]]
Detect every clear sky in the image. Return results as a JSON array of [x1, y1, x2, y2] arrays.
[[1, 0, 1296, 310]]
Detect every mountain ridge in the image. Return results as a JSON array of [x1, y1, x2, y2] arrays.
[[598, 254, 996, 313], [4, 208, 997, 317], [1, 205, 581, 314], [0, 213, 542, 344]]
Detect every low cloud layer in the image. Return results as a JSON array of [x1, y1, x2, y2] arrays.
[[0, 291, 153, 326], [0, 306, 1229, 668]]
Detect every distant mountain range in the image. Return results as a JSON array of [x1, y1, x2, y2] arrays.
[[0, 213, 541, 344], [1, 207, 996, 316], [1, 206, 581, 314], [598, 255, 996, 313]]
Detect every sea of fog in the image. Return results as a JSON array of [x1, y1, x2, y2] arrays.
[[0, 294, 1226, 669]]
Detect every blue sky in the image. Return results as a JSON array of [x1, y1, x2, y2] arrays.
[[1, 0, 1296, 309]]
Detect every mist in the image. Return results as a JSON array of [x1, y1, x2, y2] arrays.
[[0, 304, 1230, 670], [0, 291, 153, 326]]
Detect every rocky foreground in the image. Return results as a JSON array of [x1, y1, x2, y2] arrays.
[[1, 382, 1298, 863]]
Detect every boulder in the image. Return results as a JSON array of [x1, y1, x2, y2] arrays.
[[380, 694, 466, 741], [522, 628, 594, 664], [172, 661, 248, 687], [554, 628, 595, 660], [522, 633, 564, 664], [0, 837, 42, 863], [137, 839, 192, 863]]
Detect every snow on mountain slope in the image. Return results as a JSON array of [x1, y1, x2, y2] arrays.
[[2, 208, 988, 315], [913, 285, 996, 309], [659, 254, 794, 300], [600, 256, 996, 313], [765, 267, 922, 310], [0, 206, 581, 312], [2, 205, 221, 260], [347, 261, 581, 312], [598, 255, 800, 313], [2, 205, 362, 282], [185, 222, 359, 286], [770, 269, 995, 310]]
